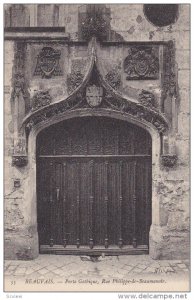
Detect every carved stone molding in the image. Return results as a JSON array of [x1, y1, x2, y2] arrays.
[[67, 71, 84, 94], [12, 155, 28, 167], [105, 66, 121, 90], [31, 90, 52, 111], [163, 41, 177, 99], [25, 96, 84, 132], [104, 95, 167, 133], [123, 46, 159, 80], [34, 47, 62, 79], [24, 87, 168, 135], [23, 39, 168, 136], [11, 42, 29, 103], [161, 154, 178, 167], [138, 89, 158, 110], [80, 7, 109, 41]]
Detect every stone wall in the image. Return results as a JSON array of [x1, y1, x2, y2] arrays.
[[4, 4, 190, 260]]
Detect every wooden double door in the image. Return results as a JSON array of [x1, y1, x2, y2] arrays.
[[37, 117, 152, 255]]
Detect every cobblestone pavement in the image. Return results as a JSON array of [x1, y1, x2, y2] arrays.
[[4, 255, 190, 280]]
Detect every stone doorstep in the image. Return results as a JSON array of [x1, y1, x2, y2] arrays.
[[117, 268, 130, 275], [44, 264, 58, 271], [14, 267, 27, 275], [143, 267, 156, 273], [36, 268, 50, 275], [131, 267, 143, 274], [25, 267, 37, 275], [122, 265, 135, 271], [135, 264, 148, 270], [7, 265, 18, 271], [51, 268, 65, 275]]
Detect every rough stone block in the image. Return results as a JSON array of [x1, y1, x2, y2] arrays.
[[176, 138, 189, 164], [167, 211, 189, 231], [176, 50, 190, 70], [4, 41, 14, 64], [178, 112, 190, 138], [176, 4, 190, 31], [4, 63, 13, 86], [178, 88, 190, 115], [178, 70, 190, 89], [4, 232, 39, 260], [149, 225, 190, 260]]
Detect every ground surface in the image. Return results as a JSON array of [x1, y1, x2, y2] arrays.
[[4, 255, 190, 292]]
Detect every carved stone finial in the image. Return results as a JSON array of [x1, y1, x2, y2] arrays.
[[124, 46, 159, 80], [31, 90, 52, 111], [34, 47, 62, 79], [80, 7, 110, 41]]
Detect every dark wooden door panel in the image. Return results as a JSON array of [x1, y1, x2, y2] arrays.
[[37, 117, 152, 157], [37, 117, 152, 254]]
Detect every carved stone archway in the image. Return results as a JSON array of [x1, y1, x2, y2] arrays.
[[21, 38, 171, 258], [25, 105, 162, 258]]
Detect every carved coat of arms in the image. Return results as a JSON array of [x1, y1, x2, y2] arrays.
[[86, 85, 103, 107], [34, 47, 62, 79], [123, 46, 159, 80]]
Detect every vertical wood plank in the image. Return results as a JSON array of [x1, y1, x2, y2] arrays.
[[118, 160, 123, 248], [104, 161, 109, 248], [63, 162, 67, 247], [76, 162, 80, 248], [132, 160, 137, 248], [88, 160, 94, 249]]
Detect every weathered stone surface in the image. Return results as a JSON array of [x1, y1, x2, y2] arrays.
[[178, 112, 190, 138], [176, 138, 190, 164], [179, 89, 190, 113], [178, 70, 190, 89], [4, 198, 24, 231], [4, 233, 39, 260], [167, 211, 189, 231], [150, 225, 190, 260]]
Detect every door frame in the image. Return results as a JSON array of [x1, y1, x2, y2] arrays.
[[26, 108, 161, 257]]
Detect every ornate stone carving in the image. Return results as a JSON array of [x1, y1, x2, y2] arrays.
[[12, 155, 28, 167], [34, 47, 62, 79], [138, 89, 158, 110], [163, 41, 177, 99], [105, 66, 121, 90], [86, 85, 103, 107], [14, 137, 26, 155], [11, 42, 29, 103], [80, 7, 109, 41], [104, 95, 167, 133], [161, 154, 177, 167], [123, 46, 159, 80], [67, 70, 84, 94], [31, 90, 52, 111], [25, 87, 168, 135], [25, 96, 84, 132]]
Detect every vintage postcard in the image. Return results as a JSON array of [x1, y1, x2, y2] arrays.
[[4, 3, 190, 293]]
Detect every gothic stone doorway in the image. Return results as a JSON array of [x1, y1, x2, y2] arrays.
[[36, 117, 152, 255]]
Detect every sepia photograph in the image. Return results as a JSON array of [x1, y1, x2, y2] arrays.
[[3, 2, 190, 294]]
